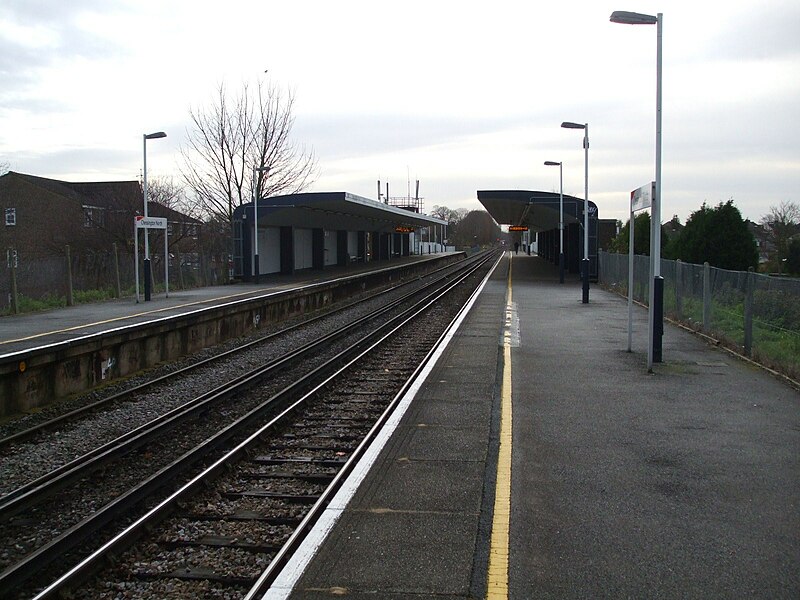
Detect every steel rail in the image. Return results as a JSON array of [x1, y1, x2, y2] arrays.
[[0, 254, 485, 513], [29, 251, 498, 600], [0, 256, 472, 450], [245, 250, 503, 597], [0, 252, 495, 597]]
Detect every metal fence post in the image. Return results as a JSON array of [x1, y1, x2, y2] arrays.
[[9, 254, 18, 315], [112, 243, 122, 298], [65, 245, 74, 307], [675, 259, 683, 318], [744, 267, 754, 356], [702, 261, 711, 331]]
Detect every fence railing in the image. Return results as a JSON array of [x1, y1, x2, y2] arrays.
[[2, 245, 229, 314], [599, 251, 800, 382]]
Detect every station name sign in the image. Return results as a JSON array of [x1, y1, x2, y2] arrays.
[[135, 216, 168, 229], [394, 226, 415, 233], [630, 182, 655, 212], [508, 225, 529, 232]]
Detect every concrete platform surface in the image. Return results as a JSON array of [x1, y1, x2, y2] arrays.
[[0, 254, 450, 356], [276, 253, 798, 599]]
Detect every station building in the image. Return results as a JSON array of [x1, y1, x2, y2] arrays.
[[232, 192, 449, 280], [478, 190, 599, 279]]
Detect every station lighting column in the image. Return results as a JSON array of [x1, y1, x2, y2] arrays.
[[142, 131, 166, 301]]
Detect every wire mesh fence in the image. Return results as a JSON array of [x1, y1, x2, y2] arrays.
[[599, 251, 800, 381], [1, 245, 230, 314]]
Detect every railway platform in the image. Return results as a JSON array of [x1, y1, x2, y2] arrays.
[[270, 252, 799, 599], [0, 253, 451, 355]]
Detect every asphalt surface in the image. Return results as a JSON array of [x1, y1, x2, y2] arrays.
[[2, 251, 795, 597], [510, 254, 798, 598], [279, 252, 798, 599], [0, 254, 447, 355]]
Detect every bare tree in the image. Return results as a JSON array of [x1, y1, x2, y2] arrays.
[[430, 205, 469, 226], [146, 176, 197, 216], [761, 200, 800, 266], [180, 80, 317, 225]]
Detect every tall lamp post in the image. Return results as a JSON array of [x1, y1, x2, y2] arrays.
[[142, 131, 166, 301], [252, 166, 270, 284], [544, 161, 565, 283], [561, 121, 589, 302], [611, 10, 663, 369]]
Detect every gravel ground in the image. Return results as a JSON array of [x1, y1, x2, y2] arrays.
[[3, 254, 496, 599]]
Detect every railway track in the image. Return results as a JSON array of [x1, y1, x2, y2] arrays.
[[0, 250, 501, 599]]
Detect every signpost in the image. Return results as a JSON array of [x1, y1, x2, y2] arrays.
[[627, 182, 658, 363], [134, 216, 169, 303]]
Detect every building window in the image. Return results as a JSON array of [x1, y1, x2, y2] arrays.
[[5, 207, 16, 226], [83, 206, 105, 228]]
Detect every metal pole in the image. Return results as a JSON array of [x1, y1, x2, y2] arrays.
[[627, 208, 634, 352], [559, 162, 564, 284], [142, 134, 151, 301], [164, 230, 169, 298], [253, 166, 268, 284], [582, 124, 590, 303], [134, 222, 140, 303], [654, 13, 664, 358], [648, 14, 664, 369], [252, 166, 258, 284]]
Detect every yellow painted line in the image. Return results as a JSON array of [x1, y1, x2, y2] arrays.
[[487, 253, 514, 599], [0, 289, 275, 347]]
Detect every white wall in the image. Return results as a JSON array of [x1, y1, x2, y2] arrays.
[[324, 230, 337, 266], [347, 231, 358, 258], [258, 226, 281, 274], [294, 228, 313, 270]]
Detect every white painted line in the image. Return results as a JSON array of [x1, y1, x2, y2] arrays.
[[262, 253, 504, 600]]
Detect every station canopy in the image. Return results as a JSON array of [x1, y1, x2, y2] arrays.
[[477, 190, 594, 232], [242, 192, 447, 232]]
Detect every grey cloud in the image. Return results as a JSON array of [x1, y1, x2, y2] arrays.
[[0, 1, 128, 88], [294, 113, 527, 161], [11, 147, 140, 180], [704, 4, 800, 60], [1, 0, 125, 26]]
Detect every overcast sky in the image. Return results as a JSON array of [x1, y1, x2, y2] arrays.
[[1, 0, 798, 225]]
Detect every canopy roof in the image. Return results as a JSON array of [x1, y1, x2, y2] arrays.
[[235, 192, 447, 232], [477, 190, 596, 232]]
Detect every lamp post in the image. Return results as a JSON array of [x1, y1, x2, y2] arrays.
[[611, 10, 663, 369], [561, 121, 589, 302], [544, 161, 565, 283], [142, 131, 166, 301], [252, 165, 270, 284]]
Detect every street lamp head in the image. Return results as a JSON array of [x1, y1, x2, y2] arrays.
[[144, 131, 167, 140], [610, 10, 658, 25], [561, 122, 586, 130], [544, 161, 561, 166]]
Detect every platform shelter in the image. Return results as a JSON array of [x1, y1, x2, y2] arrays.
[[232, 192, 448, 279], [477, 190, 599, 279]]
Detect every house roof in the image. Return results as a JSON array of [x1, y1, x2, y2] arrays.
[[1, 171, 200, 224]]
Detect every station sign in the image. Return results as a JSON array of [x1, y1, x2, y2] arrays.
[[135, 216, 168, 229], [395, 226, 415, 233], [631, 182, 655, 212], [508, 225, 529, 232]]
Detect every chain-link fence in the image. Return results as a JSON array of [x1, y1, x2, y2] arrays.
[[599, 251, 800, 381], [1, 245, 230, 314]]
